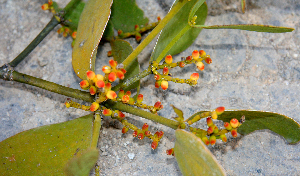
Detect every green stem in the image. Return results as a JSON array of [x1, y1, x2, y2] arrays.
[[63, 0, 82, 16], [155, 24, 191, 63], [121, 0, 190, 69], [104, 100, 179, 130], [9, 17, 59, 67], [8, 70, 94, 102], [91, 113, 101, 149]]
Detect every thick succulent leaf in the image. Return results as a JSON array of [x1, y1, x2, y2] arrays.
[[216, 110, 300, 144], [0, 114, 94, 175], [171, 104, 184, 122], [192, 24, 294, 33], [151, 0, 207, 62], [111, 39, 140, 93], [72, 0, 113, 80], [110, 0, 149, 33], [174, 129, 226, 176], [64, 1, 86, 31], [241, 0, 246, 13], [65, 148, 99, 176], [103, 20, 114, 41]]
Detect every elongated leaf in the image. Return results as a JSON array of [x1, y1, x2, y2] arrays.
[[0, 114, 94, 175], [110, 0, 148, 33], [174, 129, 226, 176], [151, 0, 207, 62], [192, 24, 294, 33], [111, 39, 140, 93], [241, 0, 246, 13], [65, 148, 99, 176], [72, 0, 113, 80], [171, 104, 184, 122], [64, 1, 86, 31], [216, 110, 300, 144]]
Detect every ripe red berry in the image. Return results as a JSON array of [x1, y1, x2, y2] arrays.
[[80, 80, 89, 89], [231, 129, 238, 138], [215, 106, 225, 115], [151, 141, 158, 150], [90, 102, 99, 112], [190, 73, 199, 81], [122, 126, 129, 134], [145, 131, 151, 137], [106, 90, 117, 99], [108, 72, 116, 82]]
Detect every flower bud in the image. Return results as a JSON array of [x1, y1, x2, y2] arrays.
[[90, 102, 99, 112], [190, 73, 199, 81], [106, 90, 117, 99], [207, 126, 214, 135], [230, 118, 239, 128], [121, 95, 130, 103], [109, 59, 117, 68], [86, 70, 96, 80], [89, 86, 97, 95], [215, 106, 225, 115], [192, 50, 199, 60], [118, 90, 125, 97], [95, 79, 105, 88], [206, 117, 214, 127], [205, 57, 212, 64], [199, 50, 206, 58], [122, 126, 129, 134], [41, 4, 49, 10], [196, 61, 205, 71], [163, 67, 169, 75], [142, 123, 149, 131], [151, 141, 158, 150], [224, 122, 232, 130], [166, 148, 174, 156], [116, 70, 125, 79], [231, 129, 238, 138], [209, 135, 216, 145], [165, 55, 173, 64], [108, 72, 117, 82], [179, 61, 185, 68], [202, 136, 210, 145], [137, 94, 143, 103], [154, 101, 161, 109], [80, 80, 89, 89], [103, 109, 112, 116], [220, 134, 227, 142], [161, 80, 168, 90], [211, 111, 218, 119], [102, 65, 111, 74], [138, 133, 144, 140]]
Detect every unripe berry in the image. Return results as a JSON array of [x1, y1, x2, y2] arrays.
[[102, 65, 111, 74], [165, 55, 173, 64], [154, 101, 161, 109], [129, 97, 135, 105], [161, 80, 168, 90], [71, 31, 77, 39], [231, 129, 238, 138], [224, 122, 232, 130], [179, 61, 185, 68], [205, 57, 212, 64], [122, 126, 129, 134], [142, 123, 149, 131], [190, 73, 199, 81], [109, 59, 117, 68], [220, 134, 227, 142], [202, 136, 210, 145], [145, 131, 151, 137], [125, 91, 131, 97], [215, 106, 225, 115], [106, 90, 117, 99], [209, 135, 216, 145], [192, 50, 199, 60], [80, 80, 89, 89], [211, 111, 218, 119], [95, 80, 105, 88], [89, 86, 97, 95], [155, 81, 161, 88], [93, 74, 104, 83], [166, 148, 174, 156], [213, 126, 219, 134], [103, 109, 112, 116], [138, 133, 144, 140], [108, 72, 117, 82], [196, 61, 205, 71], [151, 141, 158, 150], [163, 67, 169, 75], [199, 50, 206, 58], [107, 51, 112, 57], [207, 126, 214, 135], [116, 70, 124, 80], [118, 90, 125, 97], [65, 102, 71, 108], [86, 70, 95, 80], [105, 83, 111, 91], [137, 94, 143, 103], [48, 0, 53, 5], [90, 102, 99, 112], [41, 4, 49, 10], [230, 118, 239, 128], [132, 130, 138, 137], [206, 117, 214, 127], [121, 95, 130, 103], [118, 111, 125, 119]]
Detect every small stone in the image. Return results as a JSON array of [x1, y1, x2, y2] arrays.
[[128, 153, 135, 160]]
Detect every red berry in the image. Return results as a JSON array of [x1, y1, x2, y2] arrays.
[[206, 117, 214, 127], [89, 86, 97, 95], [161, 81, 168, 90], [86, 70, 96, 80], [108, 72, 117, 82], [215, 106, 225, 115], [166, 148, 174, 156], [133, 130, 138, 137], [163, 67, 169, 75], [142, 123, 149, 131], [231, 129, 238, 138], [199, 50, 206, 58], [122, 95, 130, 103], [165, 55, 173, 64], [230, 118, 239, 128], [179, 61, 185, 68], [106, 90, 117, 99], [90, 102, 99, 112], [205, 57, 212, 64], [122, 126, 129, 134], [80, 80, 89, 89], [95, 80, 105, 88], [103, 109, 112, 116], [192, 50, 199, 60], [151, 141, 158, 150], [190, 73, 199, 81], [138, 133, 144, 140], [154, 101, 161, 109], [186, 56, 192, 61]]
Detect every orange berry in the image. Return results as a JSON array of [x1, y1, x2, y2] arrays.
[[215, 106, 225, 115], [106, 90, 117, 99], [103, 109, 112, 116], [165, 55, 173, 64], [231, 129, 238, 138], [161, 80, 168, 90], [137, 94, 143, 103], [209, 135, 216, 145], [122, 126, 129, 134], [71, 31, 77, 39], [41, 4, 49, 10], [105, 82, 111, 92], [196, 61, 205, 71], [220, 134, 227, 142], [202, 136, 210, 145], [211, 111, 218, 119], [157, 16, 161, 21], [116, 70, 125, 79], [142, 123, 149, 131], [207, 126, 214, 135], [151, 140, 158, 150], [179, 61, 185, 68], [133, 130, 138, 137], [108, 72, 117, 82], [163, 67, 169, 75], [48, 0, 53, 5], [154, 74, 161, 80], [86, 70, 95, 80], [118, 111, 125, 119], [120, 68, 126, 74], [166, 148, 174, 156], [145, 131, 151, 137], [80, 80, 89, 89], [154, 101, 161, 109], [230, 118, 239, 128], [135, 33, 141, 42], [190, 73, 199, 81], [121, 95, 130, 103], [155, 81, 161, 88], [186, 56, 192, 61], [205, 57, 212, 64], [109, 59, 117, 68], [89, 86, 97, 95], [95, 80, 105, 88], [90, 102, 99, 112], [102, 65, 111, 74], [199, 50, 206, 58], [118, 90, 125, 97], [192, 50, 199, 60], [224, 122, 232, 130], [138, 133, 144, 140], [206, 117, 214, 127], [107, 51, 112, 57]]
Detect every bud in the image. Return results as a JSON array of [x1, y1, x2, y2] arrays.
[[215, 106, 225, 115], [157, 16, 161, 21], [230, 118, 240, 128], [48, 0, 53, 5], [145, 131, 151, 137], [41, 4, 49, 10], [202, 136, 210, 145], [120, 68, 126, 74], [122, 126, 129, 134], [103, 109, 112, 116], [134, 24, 139, 30], [106, 90, 117, 99], [121, 95, 130, 103], [161, 80, 168, 90], [86, 70, 96, 80], [108, 72, 117, 82], [199, 50, 206, 58], [118, 90, 125, 97], [90, 102, 99, 112], [93, 74, 104, 82], [109, 59, 117, 68], [135, 33, 142, 42], [205, 57, 212, 64], [211, 111, 218, 119], [125, 91, 131, 97], [105, 83, 111, 92], [207, 126, 214, 135], [89, 86, 97, 95], [151, 140, 158, 150], [154, 101, 161, 109], [179, 61, 185, 68], [186, 56, 192, 61], [209, 135, 217, 145], [192, 50, 199, 60], [138, 133, 144, 140], [95, 80, 105, 88], [190, 73, 199, 81], [117, 29, 123, 36], [165, 55, 173, 64], [80, 80, 89, 89], [102, 65, 111, 74], [107, 51, 112, 57], [65, 102, 70, 108], [132, 130, 138, 137], [116, 70, 125, 80], [224, 122, 232, 130], [155, 131, 164, 139], [231, 129, 238, 138], [196, 61, 205, 71], [118, 111, 125, 119], [137, 94, 144, 103], [142, 123, 149, 131], [163, 67, 169, 75], [220, 134, 227, 142], [166, 148, 174, 156], [206, 117, 214, 127], [71, 31, 77, 39], [213, 126, 219, 134], [155, 81, 161, 88]]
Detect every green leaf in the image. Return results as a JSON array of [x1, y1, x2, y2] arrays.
[[103, 20, 114, 41], [171, 104, 184, 122], [65, 148, 99, 176], [111, 39, 140, 93], [192, 24, 294, 33], [174, 129, 226, 176], [216, 110, 300, 144], [151, 0, 207, 62], [0, 114, 94, 175], [64, 1, 86, 31], [110, 0, 149, 33], [72, 0, 113, 80]]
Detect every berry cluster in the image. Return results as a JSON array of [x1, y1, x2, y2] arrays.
[[151, 50, 212, 90], [41, 0, 55, 13]]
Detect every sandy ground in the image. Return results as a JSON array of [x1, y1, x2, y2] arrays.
[[0, 0, 300, 175]]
